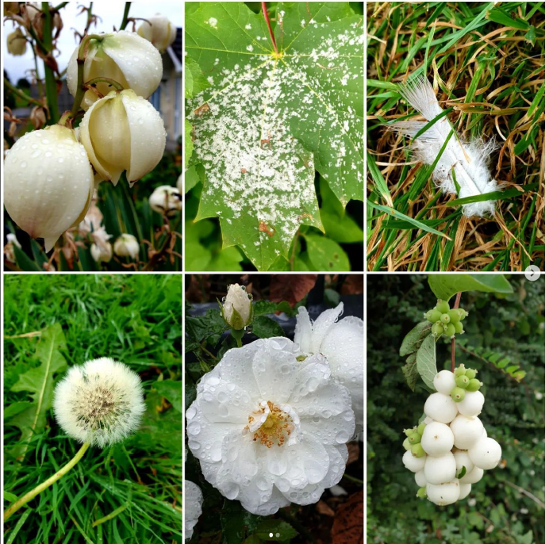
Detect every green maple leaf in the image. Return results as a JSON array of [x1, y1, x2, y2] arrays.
[[186, 2, 363, 270]]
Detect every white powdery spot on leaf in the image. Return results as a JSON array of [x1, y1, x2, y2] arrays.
[[207, 17, 218, 29]]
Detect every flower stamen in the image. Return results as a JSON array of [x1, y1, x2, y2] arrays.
[[246, 401, 293, 448]]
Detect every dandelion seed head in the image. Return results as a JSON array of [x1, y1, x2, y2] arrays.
[[53, 357, 145, 448]]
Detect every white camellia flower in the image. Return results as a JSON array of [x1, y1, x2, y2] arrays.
[[7, 28, 27, 56], [79, 89, 166, 186], [221, 284, 253, 330], [66, 31, 162, 110], [149, 185, 182, 216], [4, 125, 94, 252], [137, 14, 177, 53], [186, 337, 355, 515], [185, 480, 203, 540], [53, 358, 145, 448], [91, 241, 113, 263], [294, 303, 363, 432], [113, 233, 140, 260]]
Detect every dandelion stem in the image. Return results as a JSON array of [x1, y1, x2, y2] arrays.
[[4, 442, 90, 522]]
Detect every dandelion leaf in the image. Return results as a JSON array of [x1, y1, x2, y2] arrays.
[[186, 2, 363, 270]]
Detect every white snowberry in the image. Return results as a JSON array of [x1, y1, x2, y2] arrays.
[[403, 450, 426, 473], [433, 370, 456, 395], [4, 125, 94, 252], [415, 470, 427, 487], [67, 31, 162, 110], [424, 392, 458, 424], [420, 422, 454, 456], [80, 90, 166, 186], [458, 483, 472, 500], [424, 453, 456, 485], [468, 437, 502, 470], [457, 390, 485, 417], [450, 414, 484, 449], [453, 449, 474, 475], [186, 337, 355, 515], [459, 466, 484, 484], [426, 481, 460, 506]]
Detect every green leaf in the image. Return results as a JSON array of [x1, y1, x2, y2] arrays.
[[486, 6, 529, 30], [13, 244, 41, 271], [304, 233, 351, 271], [416, 334, 437, 391], [185, 56, 210, 99], [400, 322, 431, 357], [185, 308, 228, 352], [186, 2, 363, 270], [402, 353, 419, 392], [184, 119, 194, 169], [456, 465, 467, 479], [153, 380, 182, 413], [256, 519, 298, 541], [4, 401, 33, 420], [252, 316, 285, 338], [428, 274, 513, 301], [9, 323, 68, 459], [221, 501, 262, 544]]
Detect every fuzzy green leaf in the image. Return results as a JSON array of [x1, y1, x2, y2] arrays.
[[428, 274, 513, 301], [416, 334, 437, 391]]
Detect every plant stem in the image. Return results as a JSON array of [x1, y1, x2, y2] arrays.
[[261, 2, 278, 54], [41, 2, 60, 123], [4, 442, 90, 522], [451, 292, 462, 372], [4, 78, 43, 106], [92, 504, 128, 527], [343, 473, 364, 486], [120, 2, 132, 31]]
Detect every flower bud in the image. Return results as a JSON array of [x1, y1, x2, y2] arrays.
[[67, 31, 162, 110], [221, 284, 253, 330], [177, 173, 183, 193], [149, 185, 182, 216], [137, 14, 176, 53], [91, 242, 113, 263], [30, 105, 47, 129], [113, 234, 139, 259], [7, 28, 27, 56], [79, 89, 166, 186], [4, 125, 94, 252], [4, 233, 21, 263]]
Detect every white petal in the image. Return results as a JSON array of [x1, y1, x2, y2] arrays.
[[198, 379, 253, 424], [290, 380, 352, 418], [301, 409, 355, 445], [293, 307, 313, 353], [240, 486, 290, 516], [213, 343, 261, 399]]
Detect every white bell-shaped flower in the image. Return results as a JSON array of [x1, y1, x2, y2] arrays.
[[113, 233, 139, 259], [91, 241, 113, 263], [185, 480, 203, 540], [137, 14, 177, 53], [4, 125, 94, 252], [186, 337, 355, 515], [79, 89, 166, 186], [149, 185, 182, 216], [294, 303, 363, 432], [53, 357, 145, 447], [67, 31, 162, 110], [7, 28, 27, 56]]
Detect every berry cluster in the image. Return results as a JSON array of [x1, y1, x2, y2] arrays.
[[425, 299, 468, 339], [402, 365, 502, 506]]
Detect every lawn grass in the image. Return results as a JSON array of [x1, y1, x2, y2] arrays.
[[366, 2, 545, 271], [3, 274, 182, 544]]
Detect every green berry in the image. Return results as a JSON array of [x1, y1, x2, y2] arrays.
[[432, 323, 444, 337], [457, 308, 468, 321], [409, 433, 421, 445], [466, 379, 481, 392], [411, 443, 426, 458], [445, 323, 456, 337], [403, 437, 411, 450], [417, 422, 426, 436], [404, 428, 416, 437], [454, 364, 466, 377], [426, 309, 442, 323], [456, 375, 469, 389], [465, 369, 476, 380], [440, 313, 451, 324], [447, 309, 461, 324], [454, 321, 464, 334], [436, 300, 450, 313], [416, 486, 427, 498], [451, 387, 466, 402]]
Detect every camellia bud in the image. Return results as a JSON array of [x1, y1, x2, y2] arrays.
[[91, 242, 113, 263], [113, 234, 139, 259], [7, 28, 27, 56], [137, 14, 177, 53], [4, 125, 94, 252], [221, 284, 253, 330], [79, 89, 166, 186], [67, 30, 163, 110], [149, 185, 182, 216]]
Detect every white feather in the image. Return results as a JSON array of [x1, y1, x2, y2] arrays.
[[390, 75, 499, 217]]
